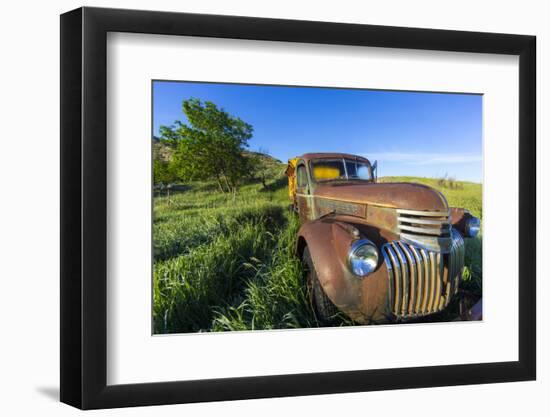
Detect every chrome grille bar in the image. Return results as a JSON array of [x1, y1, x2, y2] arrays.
[[396, 208, 452, 253], [382, 228, 465, 319], [393, 243, 409, 316], [398, 224, 451, 235]]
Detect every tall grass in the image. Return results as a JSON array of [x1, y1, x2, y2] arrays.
[[152, 180, 318, 333], [154, 217, 281, 333], [211, 215, 317, 331]]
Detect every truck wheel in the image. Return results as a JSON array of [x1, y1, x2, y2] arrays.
[[302, 246, 339, 325]]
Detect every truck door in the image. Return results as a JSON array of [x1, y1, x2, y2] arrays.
[[296, 162, 313, 222]]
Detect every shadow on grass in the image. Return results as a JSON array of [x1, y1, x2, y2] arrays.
[[259, 176, 288, 192]]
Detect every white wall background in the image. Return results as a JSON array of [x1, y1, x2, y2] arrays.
[[0, 0, 545, 415]]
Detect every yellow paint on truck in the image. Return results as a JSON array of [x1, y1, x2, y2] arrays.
[[285, 158, 299, 201]]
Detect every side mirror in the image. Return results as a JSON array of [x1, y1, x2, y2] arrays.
[[372, 160, 378, 182]]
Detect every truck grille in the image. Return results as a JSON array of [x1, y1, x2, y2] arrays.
[[382, 228, 465, 319], [396, 208, 452, 253]]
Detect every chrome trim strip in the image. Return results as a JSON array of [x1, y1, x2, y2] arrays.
[[397, 208, 452, 253], [385, 244, 401, 314], [396, 208, 450, 217], [381, 247, 395, 313], [398, 224, 451, 235], [400, 233, 452, 253], [437, 252, 445, 310], [428, 251, 437, 313], [397, 216, 449, 225], [392, 242, 410, 316], [420, 249, 430, 314], [397, 241, 416, 316], [410, 245, 424, 315], [447, 239, 458, 298]]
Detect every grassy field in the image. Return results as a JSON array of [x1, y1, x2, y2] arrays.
[[153, 175, 482, 334]]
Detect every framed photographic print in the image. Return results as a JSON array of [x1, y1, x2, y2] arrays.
[[60, 6, 536, 410]]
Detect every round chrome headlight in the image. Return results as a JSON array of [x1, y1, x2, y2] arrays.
[[348, 239, 379, 277], [465, 216, 481, 238]]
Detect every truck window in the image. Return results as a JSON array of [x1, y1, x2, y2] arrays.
[[297, 165, 308, 187], [311, 160, 346, 181], [345, 160, 372, 180], [310, 158, 372, 182]]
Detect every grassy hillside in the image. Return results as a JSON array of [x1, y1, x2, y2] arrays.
[[153, 173, 482, 334]]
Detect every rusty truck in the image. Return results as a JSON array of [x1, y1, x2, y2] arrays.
[[285, 153, 480, 324]]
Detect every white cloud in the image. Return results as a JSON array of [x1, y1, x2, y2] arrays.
[[363, 152, 481, 166]]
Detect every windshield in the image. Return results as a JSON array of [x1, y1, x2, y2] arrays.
[[311, 158, 372, 182]]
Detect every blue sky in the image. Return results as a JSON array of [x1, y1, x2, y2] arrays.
[[153, 81, 482, 182]]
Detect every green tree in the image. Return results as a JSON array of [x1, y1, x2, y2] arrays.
[[153, 159, 177, 185], [160, 99, 253, 193], [246, 152, 273, 189], [158, 125, 179, 147]]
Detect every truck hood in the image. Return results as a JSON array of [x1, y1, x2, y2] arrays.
[[314, 182, 448, 211]]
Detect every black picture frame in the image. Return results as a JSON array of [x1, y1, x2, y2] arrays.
[[60, 6, 536, 410]]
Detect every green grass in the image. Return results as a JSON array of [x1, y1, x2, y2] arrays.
[[153, 180, 302, 333], [153, 176, 482, 334]]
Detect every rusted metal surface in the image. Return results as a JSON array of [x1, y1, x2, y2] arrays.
[[314, 182, 448, 212], [365, 205, 398, 233], [289, 153, 478, 324], [316, 198, 366, 218], [297, 216, 396, 323], [449, 207, 475, 236], [300, 152, 373, 163]]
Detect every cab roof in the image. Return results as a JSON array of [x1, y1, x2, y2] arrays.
[[296, 153, 372, 164]]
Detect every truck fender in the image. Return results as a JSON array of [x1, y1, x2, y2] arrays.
[[297, 219, 364, 311], [449, 207, 476, 236]]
